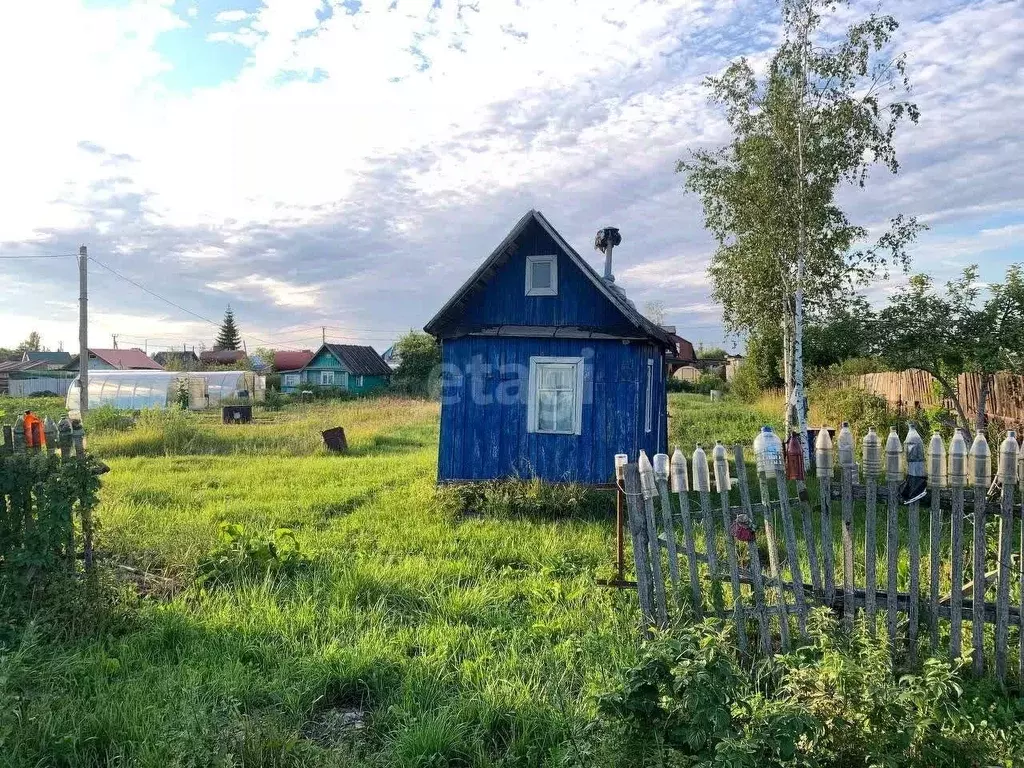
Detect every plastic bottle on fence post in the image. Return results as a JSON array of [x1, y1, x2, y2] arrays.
[[1016, 433, 1024, 489], [968, 432, 991, 489], [762, 427, 783, 478], [712, 441, 731, 493], [753, 427, 768, 477], [904, 424, 925, 478], [948, 429, 968, 488], [885, 427, 904, 482], [691, 444, 710, 493], [785, 431, 805, 481], [43, 417, 57, 453], [902, 423, 927, 504], [653, 453, 670, 486], [614, 453, 628, 484], [815, 426, 834, 479], [862, 427, 882, 479], [928, 432, 947, 488], [638, 450, 657, 500], [12, 414, 26, 452], [670, 447, 688, 493], [837, 421, 855, 472], [997, 430, 1018, 486]]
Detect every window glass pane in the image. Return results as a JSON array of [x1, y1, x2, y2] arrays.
[[540, 364, 572, 390], [538, 390, 557, 431], [531, 260, 551, 289], [555, 390, 574, 432]]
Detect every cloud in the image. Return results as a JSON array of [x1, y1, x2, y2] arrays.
[[214, 10, 252, 23], [0, 0, 1022, 354], [207, 275, 322, 308]]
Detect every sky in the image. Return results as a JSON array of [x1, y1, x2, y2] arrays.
[[0, 0, 1021, 355]]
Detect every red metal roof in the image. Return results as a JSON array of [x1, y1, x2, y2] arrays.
[[90, 348, 164, 370], [274, 350, 314, 372]]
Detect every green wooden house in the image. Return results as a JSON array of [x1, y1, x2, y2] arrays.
[[280, 343, 392, 394]]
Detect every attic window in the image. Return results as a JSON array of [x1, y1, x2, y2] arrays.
[[525, 255, 557, 296]]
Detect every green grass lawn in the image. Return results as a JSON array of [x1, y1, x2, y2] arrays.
[[1, 392, 1019, 767], [1, 396, 639, 768]]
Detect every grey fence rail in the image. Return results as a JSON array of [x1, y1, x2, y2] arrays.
[[621, 446, 1023, 683]]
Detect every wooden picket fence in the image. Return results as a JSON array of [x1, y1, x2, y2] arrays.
[[621, 445, 1024, 682]]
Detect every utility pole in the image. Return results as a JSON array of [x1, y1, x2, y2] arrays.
[[78, 245, 89, 417], [111, 334, 118, 349]]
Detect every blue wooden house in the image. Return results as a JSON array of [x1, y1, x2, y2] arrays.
[[279, 344, 392, 394], [424, 210, 674, 485]]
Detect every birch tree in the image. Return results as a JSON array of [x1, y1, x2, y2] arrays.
[[679, 0, 922, 454]]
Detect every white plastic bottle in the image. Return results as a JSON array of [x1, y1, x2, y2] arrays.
[[861, 427, 882, 478], [885, 426, 904, 482], [968, 432, 991, 489], [670, 447, 688, 493], [927, 432, 947, 488]]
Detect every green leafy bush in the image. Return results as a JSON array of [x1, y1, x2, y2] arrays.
[[84, 404, 136, 432], [809, 383, 897, 435], [589, 611, 1024, 767], [0, 452, 102, 606], [197, 522, 308, 586], [669, 374, 728, 395], [731, 357, 763, 402], [446, 479, 611, 521]]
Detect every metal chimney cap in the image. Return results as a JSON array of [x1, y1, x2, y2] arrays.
[[594, 227, 621, 252]]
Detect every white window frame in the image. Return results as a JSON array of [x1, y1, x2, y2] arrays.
[[356, 375, 364, 387], [645, 359, 654, 434], [283, 373, 300, 386], [525, 254, 558, 297], [527, 356, 585, 435], [320, 370, 334, 386]]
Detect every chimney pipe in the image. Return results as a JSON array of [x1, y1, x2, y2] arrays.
[[594, 227, 622, 283]]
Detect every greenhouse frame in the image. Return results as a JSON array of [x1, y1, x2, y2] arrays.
[[66, 370, 265, 416]]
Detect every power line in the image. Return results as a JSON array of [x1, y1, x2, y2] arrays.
[[0, 253, 77, 260], [86, 256, 284, 349]]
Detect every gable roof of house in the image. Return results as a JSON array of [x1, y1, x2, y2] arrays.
[[274, 350, 314, 372], [311, 344, 392, 376], [23, 351, 73, 365], [0, 359, 48, 373], [423, 209, 674, 347], [87, 348, 163, 370]]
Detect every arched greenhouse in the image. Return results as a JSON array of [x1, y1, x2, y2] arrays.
[[66, 370, 265, 416]]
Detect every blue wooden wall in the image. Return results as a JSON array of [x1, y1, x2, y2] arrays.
[[437, 336, 667, 484], [457, 218, 635, 334]]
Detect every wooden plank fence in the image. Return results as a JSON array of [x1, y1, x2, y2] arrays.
[[848, 370, 1024, 425], [620, 438, 1024, 682]]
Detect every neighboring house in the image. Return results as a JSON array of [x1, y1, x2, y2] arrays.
[[152, 350, 200, 368], [381, 345, 401, 370], [22, 351, 73, 368], [279, 344, 391, 394], [672, 357, 727, 383], [725, 354, 744, 382], [0, 359, 46, 394], [64, 348, 163, 371], [273, 350, 314, 373], [424, 209, 674, 485], [199, 349, 247, 367]]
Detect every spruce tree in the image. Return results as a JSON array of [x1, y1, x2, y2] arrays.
[[214, 307, 241, 351]]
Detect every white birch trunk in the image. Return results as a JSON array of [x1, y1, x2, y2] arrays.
[[792, 1, 811, 463]]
